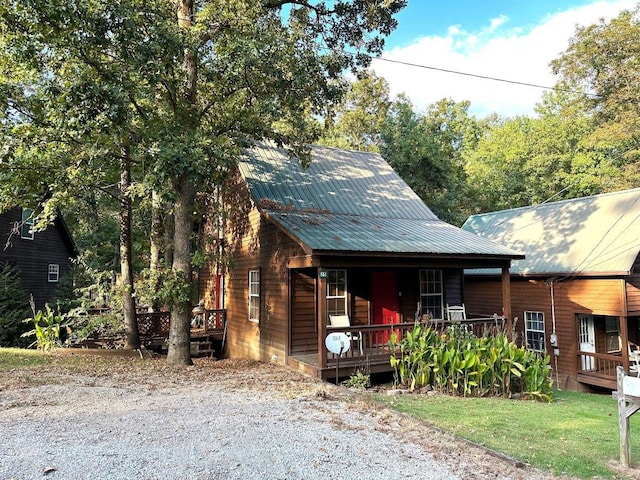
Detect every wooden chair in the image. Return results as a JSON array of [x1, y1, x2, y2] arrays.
[[446, 304, 467, 322], [629, 342, 640, 377], [328, 314, 363, 355], [446, 304, 470, 332]]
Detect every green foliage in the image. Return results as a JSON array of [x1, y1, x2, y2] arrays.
[[21, 306, 67, 352], [342, 370, 370, 389], [380, 96, 481, 224], [389, 325, 552, 401], [1, 1, 407, 364], [66, 312, 126, 346], [378, 389, 635, 479], [319, 70, 391, 152], [0, 262, 32, 348], [136, 266, 196, 309]]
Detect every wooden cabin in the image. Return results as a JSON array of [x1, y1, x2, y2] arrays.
[[199, 144, 522, 380], [0, 207, 77, 309], [462, 188, 640, 391]]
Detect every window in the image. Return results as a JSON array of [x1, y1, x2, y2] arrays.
[[604, 316, 621, 353], [525, 311, 545, 352], [326, 269, 347, 320], [248, 269, 260, 322], [419, 270, 443, 320], [21, 208, 34, 240], [48, 264, 60, 283]]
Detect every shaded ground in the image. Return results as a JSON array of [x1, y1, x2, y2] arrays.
[[0, 353, 580, 479]]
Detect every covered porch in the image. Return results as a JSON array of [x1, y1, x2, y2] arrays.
[[289, 310, 508, 381], [287, 256, 515, 381], [574, 313, 640, 390]]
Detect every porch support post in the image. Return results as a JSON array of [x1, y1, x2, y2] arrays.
[[318, 268, 327, 369], [621, 279, 630, 371], [501, 266, 513, 337]]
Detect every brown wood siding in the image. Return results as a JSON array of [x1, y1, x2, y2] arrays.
[[398, 269, 418, 322], [218, 172, 307, 364], [626, 254, 640, 314], [349, 269, 370, 326], [290, 269, 317, 353], [0, 208, 75, 309], [466, 275, 626, 390], [444, 270, 463, 307]]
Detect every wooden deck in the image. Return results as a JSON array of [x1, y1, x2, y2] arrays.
[[136, 309, 227, 356], [576, 351, 627, 390], [288, 348, 398, 380], [288, 318, 506, 380]]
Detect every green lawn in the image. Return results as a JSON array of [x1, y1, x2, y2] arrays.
[[374, 389, 640, 479], [0, 347, 48, 369]]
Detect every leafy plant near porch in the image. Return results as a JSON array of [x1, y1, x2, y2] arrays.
[[21, 306, 67, 352], [389, 325, 553, 401]]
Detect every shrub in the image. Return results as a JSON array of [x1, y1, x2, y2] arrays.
[[65, 311, 126, 348], [389, 324, 553, 401], [0, 262, 32, 347], [343, 370, 370, 389]]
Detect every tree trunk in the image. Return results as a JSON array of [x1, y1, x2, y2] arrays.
[[149, 189, 163, 312], [166, 0, 197, 366], [120, 147, 140, 349], [166, 173, 195, 365]]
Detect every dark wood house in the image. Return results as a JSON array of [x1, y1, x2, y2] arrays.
[[200, 144, 521, 379], [0, 207, 77, 308], [462, 188, 640, 391]]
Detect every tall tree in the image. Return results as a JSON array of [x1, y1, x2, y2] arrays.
[[320, 71, 391, 152], [380, 96, 483, 224], [1, 0, 406, 365], [463, 91, 611, 215], [550, 6, 640, 188]]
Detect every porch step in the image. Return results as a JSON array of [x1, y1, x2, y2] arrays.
[[190, 341, 214, 357]]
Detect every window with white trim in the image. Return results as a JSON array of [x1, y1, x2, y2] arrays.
[[248, 269, 260, 322], [21, 208, 34, 240], [48, 264, 60, 283], [419, 269, 443, 320], [326, 269, 347, 320], [525, 311, 545, 352]]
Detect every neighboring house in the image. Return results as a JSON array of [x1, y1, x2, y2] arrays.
[[462, 188, 640, 391], [0, 207, 77, 309], [199, 144, 521, 379]]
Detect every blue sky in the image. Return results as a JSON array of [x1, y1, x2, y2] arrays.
[[372, 0, 638, 117]]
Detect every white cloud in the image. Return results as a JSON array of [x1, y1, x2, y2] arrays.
[[372, 0, 637, 118]]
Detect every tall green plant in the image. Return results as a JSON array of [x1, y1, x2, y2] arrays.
[[389, 324, 552, 401], [22, 306, 67, 352]]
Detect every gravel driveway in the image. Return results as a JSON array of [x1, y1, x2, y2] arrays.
[[0, 355, 575, 480]]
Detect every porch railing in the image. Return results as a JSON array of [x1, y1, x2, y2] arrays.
[[322, 317, 508, 368], [576, 351, 624, 381], [429, 316, 507, 337], [325, 322, 415, 365], [136, 309, 226, 339]]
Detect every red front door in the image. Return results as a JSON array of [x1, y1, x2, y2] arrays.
[[372, 271, 399, 344]]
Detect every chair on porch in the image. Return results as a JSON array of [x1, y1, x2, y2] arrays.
[[328, 315, 363, 355], [629, 342, 640, 377], [446, 304, 467, 322], [446, 304, 470, 332]]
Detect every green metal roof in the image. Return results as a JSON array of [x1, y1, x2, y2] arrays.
[[240, 144, 521, 259], [462, 188, 640, 276]]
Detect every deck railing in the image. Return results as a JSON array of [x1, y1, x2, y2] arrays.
[[136, 309, 226, 339], [325, 322, 416, 366], [576, 351, 624, 380], [322, 317, 508, 368]]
